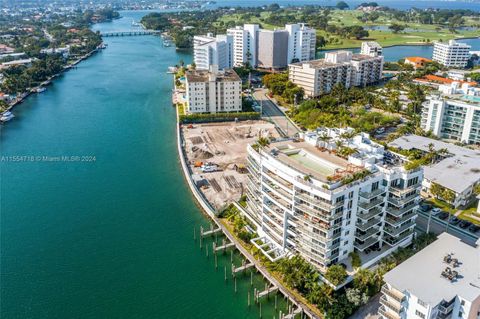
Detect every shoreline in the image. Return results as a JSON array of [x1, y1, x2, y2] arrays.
[[4, 43, 106, 114]]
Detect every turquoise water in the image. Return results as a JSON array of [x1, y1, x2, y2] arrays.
[[1, 12, 290, 319]]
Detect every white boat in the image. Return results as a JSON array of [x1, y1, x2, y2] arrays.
[[1, 111, 14, 122], [36, 87, 46, 93]]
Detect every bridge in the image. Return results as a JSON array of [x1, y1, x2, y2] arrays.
[[100, 30, 162, 37]]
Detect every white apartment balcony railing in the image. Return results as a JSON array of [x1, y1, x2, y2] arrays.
[[354, 236, 379, 251], [355, 227, 379, 241], [378, 306, 401, 319], [358, 197, 385, 210], [386, 203, 417, 218], [387, 192, 418, 207], [380, 295, 403, 314], [359, 187, 387, 199], [384, 220, 415, 237], [356, 217, 382, 232], [384, 229, 413, 246], [389, 182, 422, 196], [357, 207, 383, 221], [381, 285, 405, 303]]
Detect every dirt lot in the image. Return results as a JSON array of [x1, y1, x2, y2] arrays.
[[182, 120, 279, 209]]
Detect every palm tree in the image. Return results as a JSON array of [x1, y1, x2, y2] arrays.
[[256, 137, 270, 147], [334, 139, 344, 152], [319, 133, 331, 149]]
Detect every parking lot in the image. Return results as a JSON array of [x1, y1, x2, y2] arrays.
[[416, 202, 479, 246]]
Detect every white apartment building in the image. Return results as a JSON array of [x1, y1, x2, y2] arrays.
[[432, 40, 472, 68], [420, 83, 480, 144], [185, 66, 242, 114], [227, 24, 259, 67], [360, 41, 382, 57], [389, 135, 480, 208], [288, 49, 383, 97], [380, 233, 480, 319], [243, 128, 423, 272], [193, 34, 233, 70], [285, 23, 317, 64]]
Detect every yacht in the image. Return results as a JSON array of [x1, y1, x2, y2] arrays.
[[36, 87, 46, 93], [1, 111, 14, 122]]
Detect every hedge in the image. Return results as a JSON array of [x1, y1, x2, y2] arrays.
[[179, 111, 260, 124]]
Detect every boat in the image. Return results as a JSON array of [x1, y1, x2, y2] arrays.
[[163, 41, 172, 47], [36, 87, 46, 93], [1, 111, 15, 122]]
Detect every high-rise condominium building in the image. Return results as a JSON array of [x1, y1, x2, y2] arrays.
[[193, 34, 233, 70], [380, 233, 480, 319], [285, 23, 317, 64], [243, 128, 422, 271], [360, 41, 383, 57], [420, 83, 480, 144], [288, 49, 383, 97], [227, 24, 259, 67], [185, 66, 242, 114], [257, 29, 289, 70], [432, 40, 471, 68]]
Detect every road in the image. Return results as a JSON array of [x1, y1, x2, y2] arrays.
[[252, 89, 300, 138]]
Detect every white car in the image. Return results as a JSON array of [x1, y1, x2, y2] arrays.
[[431, 208, 442, 216]]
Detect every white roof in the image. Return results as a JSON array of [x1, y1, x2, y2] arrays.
[[389, 135, 480, 193], [384, 233, 480, 305]]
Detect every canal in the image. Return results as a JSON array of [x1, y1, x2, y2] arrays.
[[0, 11, 288, 319]]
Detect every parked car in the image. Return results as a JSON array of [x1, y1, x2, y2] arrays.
[[450, 217, 461, 225], [437, 212, 449, 220], [431, 207, 441, 214], [459, 220, 472, 229], [419, 204, 432, 212], [468, 224, 480, 233]]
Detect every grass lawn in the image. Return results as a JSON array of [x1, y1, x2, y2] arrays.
[[425, 198, 456, 214], [457, 201, 480, 226]]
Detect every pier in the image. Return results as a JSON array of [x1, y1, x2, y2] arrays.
[[100, 30, 162, 37]]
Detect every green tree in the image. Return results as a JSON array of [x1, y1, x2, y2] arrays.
[[324, 265, 347, 286], [336, 1, 349, 10]]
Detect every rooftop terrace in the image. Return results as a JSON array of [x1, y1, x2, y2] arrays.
[[264, 140, 350, 182]]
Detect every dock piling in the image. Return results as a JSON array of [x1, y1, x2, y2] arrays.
[[234, 277, 237, 293], [224, 266, 227, 282]]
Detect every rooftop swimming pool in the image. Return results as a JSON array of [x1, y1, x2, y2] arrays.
[[463, 95, 480, 103], [287, 150, 339, 177]]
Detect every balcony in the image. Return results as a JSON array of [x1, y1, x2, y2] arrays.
[[295, 192, 334, 212], [358, 197, 384, 210], [357, 207, 383, 221], [263, 180, 292, 202], [389, 183, 421, 196], [380, 295, 403, 313], [438, 299, 455, 315], [355, 227, 379, 241], [263, 170, 293, 190], [386, 202, 417, 217], [378, 306, 401, 319], [356, 217, 381, 231], [385, 210, 416, 226], [384, 229, 413, 246], [360, 187, 387, 199], [381, 285, 405, 303], [354, 236, 379, 251], [384, 220, 415, 237], [264, 191, 291, 211], [387, 191, 418, 207]]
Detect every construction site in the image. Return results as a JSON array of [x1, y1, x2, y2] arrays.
[[182, 120, 280, 210]]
